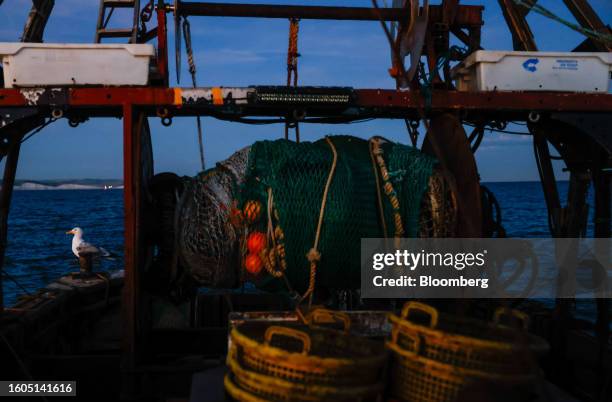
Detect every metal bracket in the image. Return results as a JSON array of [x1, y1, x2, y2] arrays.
[[0, 108, 39, 129]]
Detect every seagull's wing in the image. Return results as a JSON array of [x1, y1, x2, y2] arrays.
[[76, 241, 105, 257]]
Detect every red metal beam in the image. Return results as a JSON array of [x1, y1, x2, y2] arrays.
[[354, 89, 612, 112], [0, 90, 33, 106], [70, 88, 178, 106], [1, 88, 612, 113]]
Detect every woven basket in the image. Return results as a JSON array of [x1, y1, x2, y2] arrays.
[[225, 373, 268, 402], [227, 344, 384, 402], [388, 302, 548, 375], [386, 339, 536, 402], [229, 313, 387, 387]]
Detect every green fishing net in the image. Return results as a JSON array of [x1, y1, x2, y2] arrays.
[[238, 136, 436, 293]]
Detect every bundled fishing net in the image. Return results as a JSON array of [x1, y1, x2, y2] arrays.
[[177, 147, 249, 288], [176, 136, 455, 293]]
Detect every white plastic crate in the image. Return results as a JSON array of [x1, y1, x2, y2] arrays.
[[452, 50, 612, 93], [0, 43, 155, 88]]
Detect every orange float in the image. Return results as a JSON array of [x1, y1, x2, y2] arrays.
[[243, 200, 263, 224], [247, 232, 266, 254], [244, 254, 263, 275]]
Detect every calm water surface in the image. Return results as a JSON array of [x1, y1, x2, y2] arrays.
[[3, 190, 124, 306]]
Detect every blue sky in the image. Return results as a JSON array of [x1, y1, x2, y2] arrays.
[[1, 0, 610, 181]]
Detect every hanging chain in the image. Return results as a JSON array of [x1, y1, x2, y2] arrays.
[[182, 17, 206, 171], [284, 18, 300, 142]]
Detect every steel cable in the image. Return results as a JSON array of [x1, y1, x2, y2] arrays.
[[182, 17, 206, 171]]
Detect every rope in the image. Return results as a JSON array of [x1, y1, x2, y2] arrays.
[[369, 139, 389, 242], [262, 188, 286, 278], [371, 0, 452, 176], [298, 136, 338, 309], [370, 138, 404, 248], [513, 0, 612, 46], [285, 18, 300, 142], [182, 17, 206, 171], [266, 188, 276, 248], [418, 45, 468, 109]]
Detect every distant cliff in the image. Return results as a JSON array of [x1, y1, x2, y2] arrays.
[[14, 179, 123, 190]]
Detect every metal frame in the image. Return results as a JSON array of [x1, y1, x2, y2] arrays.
[[1, 87, 610, 114]]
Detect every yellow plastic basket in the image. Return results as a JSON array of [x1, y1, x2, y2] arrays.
[[226, 344, 384, 402], [230, 316, 387, 386], [388, 302, 548, 376]]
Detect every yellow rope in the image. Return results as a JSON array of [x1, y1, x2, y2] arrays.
[[266, 188, 276, 248], [298, 136, 338, 309], [369, 139, 389, 244], [262, 188, 286, 278], [370, 137, 404, 248]]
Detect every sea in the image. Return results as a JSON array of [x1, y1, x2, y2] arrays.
[[0, 181, 605, 325]]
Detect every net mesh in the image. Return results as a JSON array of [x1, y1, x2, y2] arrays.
[[177, 147, 249, 288], [239, 136, 436, 293], [177, 136, 444, 292]]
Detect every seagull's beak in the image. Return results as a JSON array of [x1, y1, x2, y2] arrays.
[[66, 230, 75, 235]]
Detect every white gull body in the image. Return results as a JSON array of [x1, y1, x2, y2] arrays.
[[66, 227, 110, 258]]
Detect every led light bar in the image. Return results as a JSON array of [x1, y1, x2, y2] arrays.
[[251, 86, 354, 105]]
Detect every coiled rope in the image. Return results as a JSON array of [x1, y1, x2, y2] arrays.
[[262, 188, 287, 278]]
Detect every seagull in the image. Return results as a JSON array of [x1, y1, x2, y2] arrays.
[[66, 227, 111, 272]]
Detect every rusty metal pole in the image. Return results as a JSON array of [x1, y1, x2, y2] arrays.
[[563, 0, 612, 52], [121, 102, 142, 397], [21, 0, 55, 42], [531, 127, 567, 382], [157, 0, 169, 86], [0, 139, 21, 314], [423, 113, 483, 237], [497, 0, 537, 51], [178, 2, 409, 20]]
